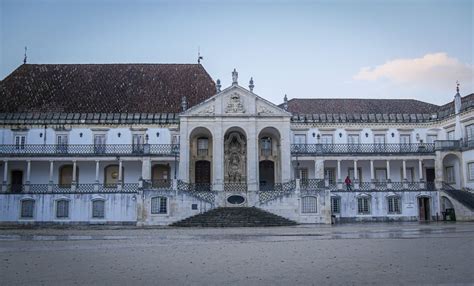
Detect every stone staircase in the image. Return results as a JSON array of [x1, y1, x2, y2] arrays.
[[171, 207, 298, 227], [443, 188, 474, 210]]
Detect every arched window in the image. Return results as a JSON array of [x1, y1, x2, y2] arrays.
[[20, 199, 35, 218], [260, 137, 272, 156], [301, 196, 317, 213], [92, 200, 105, 218], [104, 165, 123, 187], [387, 196, 401, 214], [56, 200, 70, 218], [197, 137, 209, 156], [151, 197, 168, 214], [59, 165, 79, 187]]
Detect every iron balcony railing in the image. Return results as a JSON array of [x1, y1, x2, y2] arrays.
[[224, 183, 248, 192], [336, 181, 435, 191], [2, 183, 139, 193], [291, 143, 435, 155], [258, 181, 296, 203], [0, 144, 180, 157], [143, 179, 172, 189], [434, 139, 474, 151]]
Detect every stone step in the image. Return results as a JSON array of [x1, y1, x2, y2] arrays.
[[171, 207, 297, 227]]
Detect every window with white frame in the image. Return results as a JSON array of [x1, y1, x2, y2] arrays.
[[400, 134, 411, 144], [348, 134, 360, 144], [172, 134, 180, 145], [197, 137, 209, 156], [321, 134, 333, 144], [426, 135, 437, 144], [151, 197, 167, 214], [374, 134, 386, 144], [468, 163, 474, 181], [445, 166, 455, 184], [92, 200, 105, 218], [447, 130, 455, 140], [466, 125, 474, 141], [325, 168, 336, 185], [132, 133, 145, 153], [14, 134, 26, 150], [301, 196, 317, 213], [294, 134, 306, 145], [20, 199, 34, 218], [387, 196, 401, 214], [56, 200, 69, 218], [297, 168, 308, 183], [357, 196, 371, 214], [94, 134, 106, 154], [331, 197, 340, 214]]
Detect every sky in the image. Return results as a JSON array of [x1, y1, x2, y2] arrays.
[[1, 0, 473, 106]]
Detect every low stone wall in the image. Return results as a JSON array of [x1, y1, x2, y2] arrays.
[[0, 193, 137, 224]]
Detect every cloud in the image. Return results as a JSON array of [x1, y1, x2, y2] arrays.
[[353, 53, 473, 89]]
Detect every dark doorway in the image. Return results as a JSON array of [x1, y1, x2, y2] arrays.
[[259, 160, 275, 190], [195, 160, 211, 185], [11, 170, 23, 193], [426, 168, 435, 190], [418, 197, 431, 221]]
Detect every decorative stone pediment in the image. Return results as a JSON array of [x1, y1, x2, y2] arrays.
[[182, 84, 290, 118]]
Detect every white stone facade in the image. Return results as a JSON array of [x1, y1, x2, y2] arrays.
[[1, 73, 474, 225]]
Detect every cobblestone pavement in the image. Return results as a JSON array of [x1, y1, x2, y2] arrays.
[[1, 222, 473, 285]]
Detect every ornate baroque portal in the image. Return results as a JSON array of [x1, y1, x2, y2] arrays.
[[224, 131, 247, 183]]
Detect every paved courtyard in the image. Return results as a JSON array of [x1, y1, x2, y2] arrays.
[[1, 222, 473, 285]]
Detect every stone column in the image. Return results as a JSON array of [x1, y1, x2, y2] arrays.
[[26, 160, 31, 184], [117, 159, 123, 190], [315, 159, 324, 179], [247, 119, 258, 193], [71, 160, 77, 191], [434, 151, 443, 189], [370, 160, 375, 189], [95, 160, 100, 191], [48, 161, 54, 192], [212, 120, 224, 192], [402, 160, 407, 181], [386, 160, 392, 189], [141, 157, 151, 181], [337, 160, 342, 190], [2, 160, 8, 192], [353, 160, 359, 189], [418, 159, 425, 189]]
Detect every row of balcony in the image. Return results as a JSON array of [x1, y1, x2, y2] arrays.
[[0, 179, 437, 194], [0, 144, 180, 157]]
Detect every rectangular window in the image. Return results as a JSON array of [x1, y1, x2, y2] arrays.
[[445, 166, 455, 184], [331, 197, 340, 214], [324, 168, 336, 185], [348, 134, 360, 144], [468, 163, 474, 181], [375, 169, 387, 182], [197, 138, 209, 156], [56, 200, 69, 218], [466, 125, 474, 141], [20, 200, 34, 218], [297, 168, 308, 183], [400, 135, 411, 144], [172, 134, 180, 145], [447, 131, 455, 140], [387, 197, 401, 214], [132, 134, 145, 153], [14, 135, 26, 150], [401, 167, 415, 182], [357, 197, 371, 214], [294, 134, 306, 145], [374, 135, 386, 144], [92, 200, 105, 218], [56, 134, 69, 153], [321, 135, 333, 144], [151, 197, 167, 214], [426, 135, 437, 144], [94, 134, 106, 154], [301, 196, 317, 213]]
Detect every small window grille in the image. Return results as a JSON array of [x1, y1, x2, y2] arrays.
[[357, 197, 371, 214], [331, 197, 340, 214], [151, 197, 167, 214], [301, 196, 317, 213], [56, 200, 69, 218], [21, 200, 34, 218], [387, 196, 401, 214], [92, 200, 105, 218]]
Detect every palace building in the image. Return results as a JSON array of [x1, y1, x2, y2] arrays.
[[1, 63, 473, 225]]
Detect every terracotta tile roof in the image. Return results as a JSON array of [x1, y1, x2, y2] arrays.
[[0, 64, 216, 113], [282, 98, 440, 115]]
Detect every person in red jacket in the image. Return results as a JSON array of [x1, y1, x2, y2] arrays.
[[345, 175, 352, 191]]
